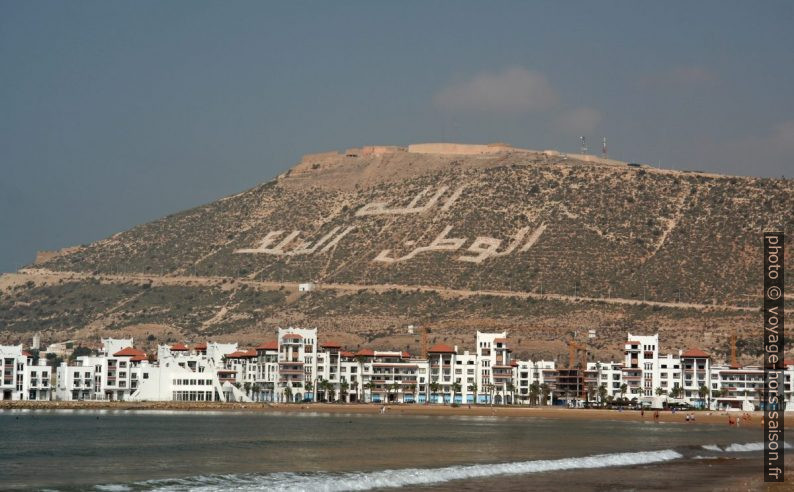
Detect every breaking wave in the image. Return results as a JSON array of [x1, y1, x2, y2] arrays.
[[94, 449, 682, 491], [700, 441, 790, 453]]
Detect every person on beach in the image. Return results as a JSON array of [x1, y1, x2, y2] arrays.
[[653, 410, 659, 423], [728, 415, 735, 426], [685, 413, 690, 422]]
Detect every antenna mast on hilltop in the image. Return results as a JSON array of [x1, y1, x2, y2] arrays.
[[602, 137, 607, 158], [580, 136, 587, 154]]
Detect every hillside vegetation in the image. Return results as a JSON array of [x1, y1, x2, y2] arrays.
[[2, 149, 791, 360]]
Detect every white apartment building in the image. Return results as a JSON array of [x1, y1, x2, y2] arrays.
[[56, 339, 248, 402], [475, 331, 516, 404], [11, 329, 794, 410], [276, 327, 318, 402], [56, 338, 146, 401], [515, 359, 555, 403], [253, 340, 279, 401], [1, 345, 52, 401]]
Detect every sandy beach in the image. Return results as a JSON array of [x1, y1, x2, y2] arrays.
[[0, 400, 780, 428]]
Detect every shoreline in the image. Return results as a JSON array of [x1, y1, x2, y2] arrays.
[[0, 400, 781, 427]]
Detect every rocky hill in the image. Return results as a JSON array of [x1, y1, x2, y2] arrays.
[[1, 144, 791, 362]]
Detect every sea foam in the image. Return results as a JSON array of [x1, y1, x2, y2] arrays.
[[96, 449, 682, 491], [700, 441, 790, 453]]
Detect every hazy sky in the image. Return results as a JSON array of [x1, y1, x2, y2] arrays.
[[1, 1, 793, 273]]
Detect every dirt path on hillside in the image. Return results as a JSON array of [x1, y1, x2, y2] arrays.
[[4, 268, 755, 313]]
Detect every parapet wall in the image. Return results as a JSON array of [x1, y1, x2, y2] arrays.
[[34, 246, 82, 265], [299, 151, 342, 165], [345, 146, 407, 156], [407, 142, 522, 155]]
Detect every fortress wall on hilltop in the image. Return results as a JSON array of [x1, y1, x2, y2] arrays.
[[345, 146, 407, 156], [299, 151, 341, 165], [407, 142, 526, 155]]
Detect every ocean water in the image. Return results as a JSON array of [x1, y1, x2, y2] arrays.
[[0, 410, 765, 491]]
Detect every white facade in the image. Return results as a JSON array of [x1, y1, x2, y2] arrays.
[[1, 345, 52, 401], [10, 330, 793, 410], [276, 327, 318, 402]]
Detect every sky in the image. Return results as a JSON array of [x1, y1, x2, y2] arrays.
[[1, 1, 793, 273]]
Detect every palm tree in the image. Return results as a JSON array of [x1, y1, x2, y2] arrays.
[[506, 382, 516, 405], [284, 385, 293, 403], [540, 383, 550, 406], [304, 381, 314, 402], [320, 379, 332, 402], [597, 384, 607, 404], [468, 382, 478, 404], [363, 381, 373, 403], [339, 379, 350, 403], [620, 383, 628, 399], [388, 382, 399, 403], [451, 382, 461, 405], [429, 381, 440, 404], [529, 382, 540, 406], [243, 382, 252, 398], [405, 383, 416, 403], [698, 385, 709, 410], [251, 383, 261, 402], [315, 378, 325, 402]]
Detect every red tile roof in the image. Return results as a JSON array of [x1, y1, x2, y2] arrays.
[[428, 343, 456, 354], [114, 347, 146, 357], [170, 343, 189, 351], [256, 341, 278, 351], [131, 355, 148, 362], [321, 341, 342, 349], [281, 333, 303, 339], [194, 342, 207, 350], [22, 350, 32, 357], [355, 348, 375, 357], [401, 351, 411, 358], [340, 351, 356, 358], [681, 348, 710, 358], [227, 349, 257, 358]]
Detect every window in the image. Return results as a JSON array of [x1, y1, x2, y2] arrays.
[[143, 373, 149, 379]]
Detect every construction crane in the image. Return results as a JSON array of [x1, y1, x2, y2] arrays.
[[414, 325, 431, 359], [730, 331, 739, 368], [568, 339, 589, 402], [568, 339, 587, 369]]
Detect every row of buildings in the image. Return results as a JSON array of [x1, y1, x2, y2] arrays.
[[1, 330, 788, 411]]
